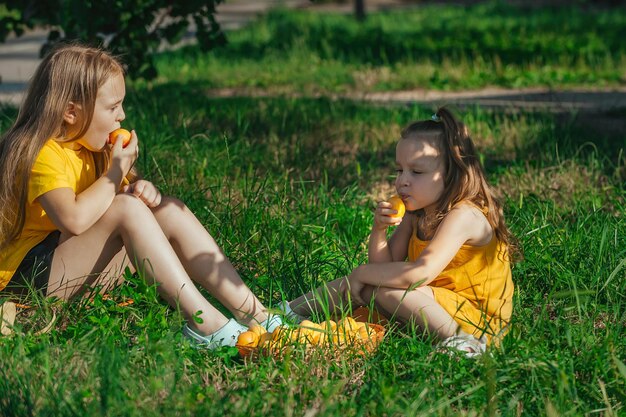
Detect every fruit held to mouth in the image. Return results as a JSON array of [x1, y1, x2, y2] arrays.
[[108, 128, 131, 148], [388, 195, 406, 218]]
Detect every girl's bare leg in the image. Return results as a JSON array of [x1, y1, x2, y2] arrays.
[[373, 286, 465, 339], [355, 284, 396, 318], [288, 277, 355, 317], [48, 193, 229, 335], [150, 197, 268, 327]]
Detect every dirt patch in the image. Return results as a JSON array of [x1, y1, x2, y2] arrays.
[[206, 86, 626, 114]]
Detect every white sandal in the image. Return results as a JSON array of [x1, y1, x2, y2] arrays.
[[182, 318, 247, 349], [440, 334, 487, 358], [278, 300, 305, 324]]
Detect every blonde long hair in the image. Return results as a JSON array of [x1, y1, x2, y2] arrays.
[[0, 43, 136, 250], [402, 107, 520, 261]]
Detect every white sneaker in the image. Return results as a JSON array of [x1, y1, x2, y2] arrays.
[[278, 300, 305, 324], [182, 318, 247, 349]]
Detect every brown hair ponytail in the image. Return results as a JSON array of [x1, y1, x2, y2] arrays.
[[402, 107, 520, 261]]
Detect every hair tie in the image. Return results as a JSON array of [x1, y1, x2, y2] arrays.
[[431, 114, 441, 122]]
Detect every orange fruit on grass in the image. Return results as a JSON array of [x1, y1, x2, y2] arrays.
[[322, 320, 337, 332], [300, 321, 325, 344], [388, 195, 406, 219], [300, 320, 317, 329], [332, 331, 347, 346], [297, 321, 313, 342], [249, 324, 267, 337], [292, 328, 311, 345], [271, 325, 290, 344], [236, 331, 259, 348], [257, 332, 274, 352], [338, 317, 359, 333], [236, 330, 260, 357], [258, 331, 273, 345], [108, 128, 132, 148], [357, 324, 373, 341]]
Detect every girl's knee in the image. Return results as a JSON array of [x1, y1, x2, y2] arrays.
[[152, 196, 189, 217], [106, 193, 154, 225], [112, 193, 151, 211]]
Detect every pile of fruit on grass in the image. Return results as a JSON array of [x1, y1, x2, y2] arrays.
[[236, 317, 385, 358]]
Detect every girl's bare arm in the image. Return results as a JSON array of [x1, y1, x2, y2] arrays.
[[38, 135, 138, 235], [353, 205, 492, 290], [368, 203, 413, 263]]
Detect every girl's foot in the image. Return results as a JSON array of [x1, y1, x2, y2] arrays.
[[260, 314, 285, 332], [279, 300, 306, 324], [182, 318, 247, 349], [439, 334, 487, 358]]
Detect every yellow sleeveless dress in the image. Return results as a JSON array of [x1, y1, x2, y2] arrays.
[[408, 212, 514, 344]]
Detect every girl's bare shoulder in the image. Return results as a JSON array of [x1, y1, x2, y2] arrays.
[[446, 202, 493, 246]]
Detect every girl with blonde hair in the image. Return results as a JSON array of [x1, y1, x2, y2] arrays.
[[288, 107, 518, 356], [0, 43, 282, 348]]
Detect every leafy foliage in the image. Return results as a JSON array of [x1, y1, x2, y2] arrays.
[[0, 0, 225, 79]]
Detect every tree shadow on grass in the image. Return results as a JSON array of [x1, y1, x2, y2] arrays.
[[137, 81, 625, 192]]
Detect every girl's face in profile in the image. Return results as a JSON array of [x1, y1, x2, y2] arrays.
[[75, 72, 126, 152], [394, 135, 446, 215]]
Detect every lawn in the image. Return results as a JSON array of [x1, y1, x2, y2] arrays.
[[154, 2, 626, 93], [1, 2, 625, 416]]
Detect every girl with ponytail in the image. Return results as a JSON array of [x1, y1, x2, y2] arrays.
[[288, 107, 518, 356]]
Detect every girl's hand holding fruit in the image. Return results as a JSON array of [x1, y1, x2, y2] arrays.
[[373, 195, 406, 230]]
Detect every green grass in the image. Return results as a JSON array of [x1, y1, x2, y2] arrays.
[[1, 2, 626, 415], [1, 94, 624, 416], [153, 3, 626, 92]]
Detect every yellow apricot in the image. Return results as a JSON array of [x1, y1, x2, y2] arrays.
[[236, 331, 259, 348], [338, 317, 359, 333], [388, 195, 406, 219], [249, 324, 267, 337]]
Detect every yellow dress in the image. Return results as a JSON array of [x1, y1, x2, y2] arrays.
[[408, 212, 514, 344]]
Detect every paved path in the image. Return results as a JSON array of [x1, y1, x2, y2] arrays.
[[0, 28, 47, 106], [1, 0, 625, 113]]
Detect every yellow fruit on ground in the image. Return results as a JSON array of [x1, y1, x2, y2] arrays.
[[332, 331, 347, 346], [236, 331, 259, 348], [265, 339, 280, 355], [338, 317, 359, 333], [321, 320, 337, 332], [297, 320, 320, 344], [367, 326, 378, 339], [271, 325, 290, 343], [316, 330, 328, 346], [249, 324, 267, 337], [288, 328, 304, 344], [357, 324, 372, 341], [258, 332, 273, 348], [307, 324, 326, 345], [299, 320, 317, 329], [388, 195, 406, 219], [236, 330, 260, 357]]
